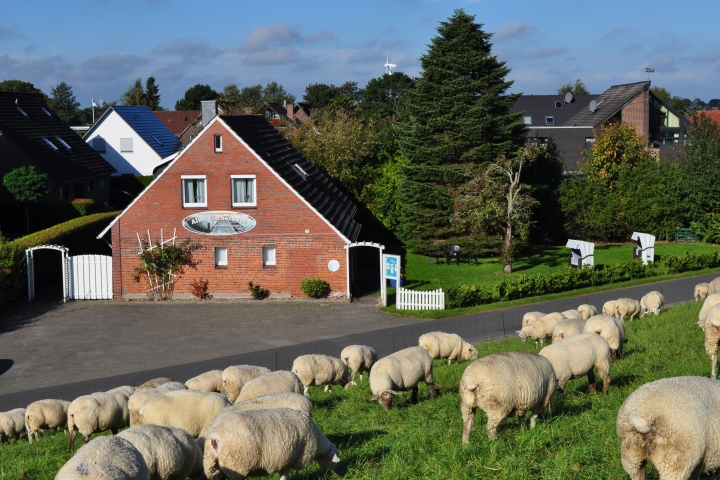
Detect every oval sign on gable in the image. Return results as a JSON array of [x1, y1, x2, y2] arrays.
[[182, 211, 256, 236]]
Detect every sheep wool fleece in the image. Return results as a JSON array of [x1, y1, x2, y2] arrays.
[[231, 392, 313, 416], [55, 436, 149, 480], [369, 346, 436, 410], [418, 332, 477, 364], [0, 408, 26, 443], [118, 424, 203, 480]]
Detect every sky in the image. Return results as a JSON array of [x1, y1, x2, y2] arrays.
[[1, 0, 718, 110]]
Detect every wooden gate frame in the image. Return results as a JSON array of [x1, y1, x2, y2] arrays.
[[344, 242, 385, 305], [26, 244, 70, 303]]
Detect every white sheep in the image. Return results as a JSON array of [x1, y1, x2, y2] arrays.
[[583, 314, 626, 361], [136, 377, 173, 393], [292, 355, 352, 395], [602, 300, 616, 316], [640, 291, 664, 318], [340, 345, 377, 383], [418, 331, 478, 365], [219, 365, 272, 403], [517, 312, 565, 347], [107, 386, 136, 398], [185, 370, 223, 393], [561, 309, 582, 320], [710, 276, 720, 294], [135, 390, 230, 438], [522, 311, 545, 327], [129, 382, 188, 427], [55, 435, 149, 480], [551, 317, 586, 343], [615, 298, 641, 322], [459, 351, 557, 443], [25, 399, 71, 443], [616, 376, 720, 480], [230, 392, 313, 416], [540, 333, 611, 394], [0, 408, 26, 443], [68, 391, 130, 451], [699, 293, 720, 329], [118, 424, 203, 480], [236, 371, 304, 402], [201, 408, 340, 480], [369, 346, 435, 410], [577, 304, 597, 320], [695, 282, 711, 301], [703, 304, 720, 379]]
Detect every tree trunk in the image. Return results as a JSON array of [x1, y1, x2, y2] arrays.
[[504, 222, 513, 274], [25, 203, 30, 235]]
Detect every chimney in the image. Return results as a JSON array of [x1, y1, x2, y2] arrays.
[[201, 100, 218, 127], [286, 103, 294, 119]]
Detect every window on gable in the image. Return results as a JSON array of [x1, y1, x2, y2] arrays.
[[545, 116, 555, 125], [120, 138, 133, 152], [42, 137, 59, 151], [56, 137, 71, 150], [263, 246, 276, 266], [92, 137, 106, 153], [182, 175, 207, 207], [214, 135, 222, 152], [555, 101, 562, 108], [523, 116, 532, 125], [215, 247, 228, 267], [231, 175, 256, 207]]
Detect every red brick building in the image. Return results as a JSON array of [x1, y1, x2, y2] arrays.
[[97, 115, 361, 299]]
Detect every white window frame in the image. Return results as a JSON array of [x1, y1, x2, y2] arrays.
[[120, 137, 133, 153], [523, 116, 532, 125], [231, 175, 257, 207], [214, 247, 228, 267], [263, 246, 276, 267], [214, 135, 222, 152], [545, 116, 555, 126], [181, 175, 208, 207]]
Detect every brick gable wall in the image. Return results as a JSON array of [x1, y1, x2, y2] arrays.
[[622, 91, 650, 142]]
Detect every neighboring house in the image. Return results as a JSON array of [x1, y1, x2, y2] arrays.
[[0, 91, 115, 203], [153, 110, 201, 145], [286, 102, 312, 123], [690, 108, 720, 126], [96, 115, 362, 299], [83, 106, 183, 176], [510, 81, 691, 170]]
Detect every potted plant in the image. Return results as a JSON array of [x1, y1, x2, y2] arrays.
[[390, 269, 406, 288]]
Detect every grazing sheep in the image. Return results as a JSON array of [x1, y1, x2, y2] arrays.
[[230, 392, 313, 416], [551, 317, 586, 343], [369, 346, 435, 410], [703, 304, 720, 379], [55, 435, 149, 480], [695, 282, 711, 301], [517, 312, 565, 347], [129, 382, 188, 427], [418, 331, 478, 365], [522, 312, 545, 327], [118, 424, 203, 480], [577, 304, 598, 320], [136, 390, 230, 438], [561, 309, 582, 320], [540, 333, 612, 394], [219, 365, 272, 403], [68, 391, 130, 451], [340, 345, 377, 383], [107, 386, 136, 398], [292, 355, 352, 395], [201, 408, 340, 480], [615, 298, 641, 322], [583, 314, 626, 360], [616, 376, 720, 480], [136, 378, 173, 393], [602, 300, 616, 316], [0, 408, 26, 443], [25, 399, 71, 443], [236, 370, 304, 402], [710, 277, 720, 294], [699, 293, 720, 329], [640, 291, 664, 318], [459, 351, 557, 443], [185, 370, 223, 393]]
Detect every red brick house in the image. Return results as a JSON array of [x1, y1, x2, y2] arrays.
[[97, 115, 362, 299]]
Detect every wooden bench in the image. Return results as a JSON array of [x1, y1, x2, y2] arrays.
[[674, 228, 697, 243]]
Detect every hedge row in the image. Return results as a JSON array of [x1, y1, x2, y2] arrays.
[[445, 252, 720, 309]]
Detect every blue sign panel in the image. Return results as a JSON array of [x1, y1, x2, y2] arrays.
[[384, 255, 400, 280]]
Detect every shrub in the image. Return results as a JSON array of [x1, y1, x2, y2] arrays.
[[71, 198, 96, 216], [300, 277, 330, 298], [248, 281, 269, 300], [189, 278, 211, 300], [132, 240, 197, 301]]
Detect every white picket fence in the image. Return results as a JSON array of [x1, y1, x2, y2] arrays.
[[69, 254, 113, 300], [396, 286, 444, 310]]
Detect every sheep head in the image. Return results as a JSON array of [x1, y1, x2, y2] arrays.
[[315, 443, 341, 471], [370, 390, 398, 410]]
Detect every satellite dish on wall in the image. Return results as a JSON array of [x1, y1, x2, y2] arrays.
[[565, 92, 574, 104], [589, 100, 598, 112]]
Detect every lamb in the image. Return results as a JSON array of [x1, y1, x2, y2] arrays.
[[219, 365, 272, 403], [107, 386, 136, 398], [695, 282, 711, 301], [698, 293, 720, 329], [639, 291, 664, 318], [185, 370, 223, 393], [292, 355, 352, 395], [200, 408, 339, 480], [710, 276, 720, 294], [602, 300, 616, 316], [551, 317, 586, 343], [616, 376, 720, 480], [129, 382, 188, 427], [540, 333, 611, 394], [703, 304, 720, 379], [369, 346, 436, 410], [517, 312, 565, 347], [522, 311, 545, 327], [55, 435, 149, 480], [340, 345, 377, 383], [0, 408, 26, 443], [236, 371, 304, 402], [577, 304, 598, 320], [136, 377, 173, 393], [68, 391, 130, 451], [135, 390, 230, 438], [561, 309, 582, 320], [25, 398, 71, 443], [615, 298, 641, 322], [583, 314, 626, 360], [118, 424, 203, 480], [230, 392, 313, 417], [459, 351, 557, 443], [418, 331, 478, 365]]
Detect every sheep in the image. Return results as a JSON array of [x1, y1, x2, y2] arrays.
[[522, 311, 545, 327], [369, 346, 435, 410], [236, 371, 304, 402], [55, 435, 149, 480], [118, 424, 203, 480], [129, 382, 188, 427], [695, 282, 711, 301], [68, 391, 130, 451], [640, 291, 664, 318], [615, 298, 641, 322], [517, 312, 565, 348], [703, 304, 720, 379], [710, 276, 720, 294], [418, 331, 478, 365], [583, 314, 626, 360], [0, 408, 26, 443], [540, 333, 612, 394], [135, 390, 230, 438], [561, 309, 582, 320], [577, 304, 598, 320], [459, 351, 557, 443], [551, 317, 586, 343], [616, 376, 720, 480], [25, 398, 71, 443], [340, 345, 377, 383], [602, 300, 616, 316], [136, 377, 173, 393], [230, 392, 313, 417], [292, 355, 352, 395], [219, 365, 272, 403], [107, 386, 136, 398], [699, 293, 720, 329], [185, 370, 223, 393], [200, 408, 340, 480]]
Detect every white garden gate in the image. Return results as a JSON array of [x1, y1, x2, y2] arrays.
[[396, 286, 445, 310]]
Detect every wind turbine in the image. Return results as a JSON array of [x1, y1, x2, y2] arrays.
[[384, 51, 396, 74]]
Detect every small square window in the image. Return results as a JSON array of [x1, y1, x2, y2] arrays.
[[555, 101, 562, 108], [263, 246, 276, 266], [182, 176, 207, 207], [215, 247, 228, 267], [92, 137, 106, 152], [214, 135, 222, 152], [231, 176, 256, 206], [120, 138, 133, 152], [585, 137, 595, 149], [545, 116, 555, 125], [523, 116, 532, 125]]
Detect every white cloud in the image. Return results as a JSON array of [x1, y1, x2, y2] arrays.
[[493, 22, 537, 40], [158, 38, 222, 63], [240, 24, 304, 53]]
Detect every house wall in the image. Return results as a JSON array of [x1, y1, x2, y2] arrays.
[[112, 120, 349, 299], [85, 111, 162, 176], [527, 127, 594, 171], [622, 91, 650, 142]]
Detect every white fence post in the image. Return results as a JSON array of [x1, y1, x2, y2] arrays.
[[70, 255, 113, 300], [396, 286, 444, 310]]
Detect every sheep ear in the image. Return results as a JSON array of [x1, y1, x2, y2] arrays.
[[211, 438, 221, 454], [332, 453, 340, 463]]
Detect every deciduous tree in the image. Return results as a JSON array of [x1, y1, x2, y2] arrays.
[[360, 72, 415, 118], [175, 84, 217, 111], [3, 166, 50, 234], [121, 78, 145, 106], [0, 79, 45, 96], [557, 79, 590, 96]]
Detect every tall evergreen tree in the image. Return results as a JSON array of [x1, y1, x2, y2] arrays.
[[48, 82, 80, 124], [144, 76, 161, 110]]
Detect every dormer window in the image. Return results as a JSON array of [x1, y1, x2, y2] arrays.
[[545, 116, 555, 125], [42, 137, 59, 151], [56, 137, 72, 150], [555, 101, 562, 108]]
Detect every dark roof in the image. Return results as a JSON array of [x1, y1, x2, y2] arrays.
[[265, 103, 288, 117], [221, 115, 361, 241], [152, 110, 201, 136], [109, 106, 182, 158], [509, 94, 598, 127], [567, 81, 650, 127], [0, 92, 116, 183]]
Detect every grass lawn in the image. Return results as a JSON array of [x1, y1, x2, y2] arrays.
[[1, 301, 715, 479]]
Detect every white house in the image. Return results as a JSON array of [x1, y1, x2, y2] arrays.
[[84, 106, 183, 176]]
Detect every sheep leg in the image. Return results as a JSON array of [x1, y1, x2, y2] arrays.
[[303, 386, 309, 397], [350, 371, 356, 383], [603, 376, 611, 395], [447, 359, 452, 365], [612, 350, 618, 362], [428, 382, 437, 400], [359, 374, 363, 382], [587, 369, 597, 393], [485, 413, 503, 440], [324, 385, 331, 392], [68, 427, 78, 452], [461, 405, 476, 445], [410, 386, 419, 404], [111, 428, 118, 435], [530, 410, 540, 429], [278, 470, 291, 480], [82, 435, 89, 445], [712, 352, 717, 380]]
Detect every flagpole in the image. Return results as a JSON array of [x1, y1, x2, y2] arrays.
[[92, 98, 95, 124]]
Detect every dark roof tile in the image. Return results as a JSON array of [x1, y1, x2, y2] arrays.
[[566, 81, 650, 127]]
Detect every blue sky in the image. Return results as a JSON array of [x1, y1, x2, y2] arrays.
[[1, 0, 718, 110]]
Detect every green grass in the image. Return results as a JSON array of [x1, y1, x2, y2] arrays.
[[1, 301, 715, 479]]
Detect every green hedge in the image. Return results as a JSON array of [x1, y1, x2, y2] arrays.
[[445, 252, 720, 309]]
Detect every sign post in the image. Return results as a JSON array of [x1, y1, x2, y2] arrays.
[[382, 254, 401, 307]]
